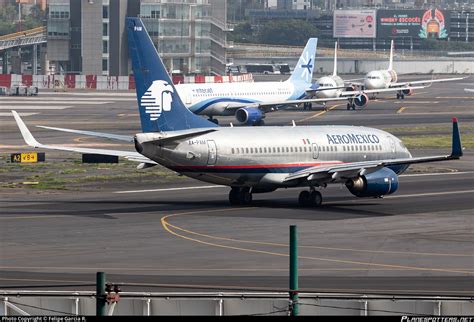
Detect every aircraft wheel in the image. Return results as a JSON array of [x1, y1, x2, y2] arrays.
[[400, 94, 405, 99], [311, 191, 322, 206], [229, 188, 240, 205], [351, 104, 356, 110], [346, 103, 351, 110], [298, 190, 311, 207], [396, 93, 400, 99], [239, 189, 252, 205]]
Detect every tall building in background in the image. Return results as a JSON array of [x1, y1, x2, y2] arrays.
[[140, 0, 230, 75], [47, 0, 229, 76], [47, 0, 139, 76]]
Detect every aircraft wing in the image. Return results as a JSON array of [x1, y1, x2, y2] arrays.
[[340, 85, 425, 97], [37, 126, 134, 142], [390, 76, 467, 88], [12, 111, 156, 165], [304, 85, 347, 96], [251, 96, 357, 111], [284, 118, 462, 184]]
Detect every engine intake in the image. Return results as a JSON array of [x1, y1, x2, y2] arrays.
[[354, 93, 369, 107], [402, 88, 413, 96], [346, 167, 399, 198], [235, 107, 265, 126]]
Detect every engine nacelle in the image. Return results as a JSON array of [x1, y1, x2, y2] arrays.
[[345, 167, 399, 198], [354, 93, 369, 107], [402, 88, 413, 96], [345, 85, 356, 91], [235, 107, 265, 126]]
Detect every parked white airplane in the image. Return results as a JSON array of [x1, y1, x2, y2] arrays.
[[12, 18, 464, 207], [174, 38, 349, 125], [360, 40, 466, 99], [310, 42, 425, 110]]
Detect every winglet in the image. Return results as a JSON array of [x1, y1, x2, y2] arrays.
[[451, 117, 463, 158], [12, 110, 41, 147]]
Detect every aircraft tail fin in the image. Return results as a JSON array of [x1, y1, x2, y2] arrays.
[[332, 41, 338, 77], [288, 38, 318, 84], [388, 39, 394, 71], [126, 17, 217, 133]]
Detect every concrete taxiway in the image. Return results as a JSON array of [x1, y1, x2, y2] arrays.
[[0, 77, 473, 295]]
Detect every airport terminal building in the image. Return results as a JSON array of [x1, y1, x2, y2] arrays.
[[47, 0, 231, 76]]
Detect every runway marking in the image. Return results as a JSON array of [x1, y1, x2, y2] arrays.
[[0, 112, 38, 117], [435, 97, 473, 99], [296, 104, 341, 123], [400, 171, 473, 177], [394, 101, 439, 104], [161, 210, 474, 275], [115, 185, 225, 194], [0, 106, 73, 110], [0, 101, 111, 105], [387, 189, 474, 199], [397, 107, 406, 114]]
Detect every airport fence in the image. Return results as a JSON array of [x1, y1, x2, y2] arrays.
[[0, 73, 254, 91], [1, 291, 473, 316]]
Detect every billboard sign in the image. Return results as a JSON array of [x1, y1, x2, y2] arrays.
[[377, 9, 450, 39], [333, 10, 376, 38]]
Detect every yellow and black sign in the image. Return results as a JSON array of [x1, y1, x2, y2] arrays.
[[10, 152, 45, 163]]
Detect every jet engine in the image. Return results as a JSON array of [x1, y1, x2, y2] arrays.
[[235, 107, 265, 126], [354, 93, 369, 107], [401, 88, 413, 96], [345, 167, 399, 198]]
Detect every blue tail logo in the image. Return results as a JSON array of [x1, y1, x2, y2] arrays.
[[126, 17, 217, 132], [141, 80, 174, 121], [288, 38, 318, 84]]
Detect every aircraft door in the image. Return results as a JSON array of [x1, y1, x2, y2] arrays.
[[388, 137, 396, 154], [185, 91, 192, 105], [312, 143, 319, 159], [207, 140, 217, 165]]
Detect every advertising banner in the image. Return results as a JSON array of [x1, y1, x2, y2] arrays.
[[377, 9, 450, 39], [333, 10, 377, 38]]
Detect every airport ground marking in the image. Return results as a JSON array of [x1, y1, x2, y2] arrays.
[[397, 107, 406, 114], [162, 212, 474, 258], [115, 185, 225, 194], [394, 101, 439, 104], [296, 104, 341, 123], [161, 210, 474, 275]]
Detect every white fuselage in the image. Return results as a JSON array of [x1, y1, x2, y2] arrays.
[[364, 69, 398, 90], [314, 75, 346, 99], [175, 81, 305, 116], [136, 126, 411, 188]]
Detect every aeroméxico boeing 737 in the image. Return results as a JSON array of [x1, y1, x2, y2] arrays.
[[174, 38, 350, 125], [12, 18, 464, 206]]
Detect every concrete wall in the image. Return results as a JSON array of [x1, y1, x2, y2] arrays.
[[233, 57, 474, 75]]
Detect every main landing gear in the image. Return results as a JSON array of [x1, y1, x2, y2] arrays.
[[228, 187, 323, 207], [298, 189, 322, 207], [229, 187, 252, 205], [346, 100, 356, 110], [396, 92, 405, 100], [303, 102, 313, 110]]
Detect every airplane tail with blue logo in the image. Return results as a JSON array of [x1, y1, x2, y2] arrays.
[[126, 17, 217, 133], [287, 38, 318, 84]]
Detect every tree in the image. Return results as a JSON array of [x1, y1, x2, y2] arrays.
[[258, 19, 319, 46], [228, 22, 256, 43]]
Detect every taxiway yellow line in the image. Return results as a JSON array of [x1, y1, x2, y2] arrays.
[[160, 211, 474, 275], [397, 107, 406, 114], [296, 104, 341, 123]]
